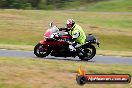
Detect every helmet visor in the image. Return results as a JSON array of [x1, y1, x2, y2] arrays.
[[67, 24, 72, 28]]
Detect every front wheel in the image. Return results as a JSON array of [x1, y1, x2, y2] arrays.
[[78, 45, 96, 61], [34, 43, 49, 57]]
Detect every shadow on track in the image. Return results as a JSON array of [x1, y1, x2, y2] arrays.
[[33, 56, 95, 63]]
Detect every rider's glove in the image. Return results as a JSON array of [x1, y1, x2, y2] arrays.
[[59, 28, 68, 32]]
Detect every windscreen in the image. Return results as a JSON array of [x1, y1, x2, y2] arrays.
[[44, 26, 59, 38]]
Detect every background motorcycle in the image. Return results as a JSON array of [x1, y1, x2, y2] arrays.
[[34, 23, 100, 61]]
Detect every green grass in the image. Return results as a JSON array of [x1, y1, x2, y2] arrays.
[[40, 0, 132, 12], [0, 9, 132, 52], [86, 0, 132, 12], [96, 34, 132, 51], [59, 0, 132, 12], [0, 57, 132, 88]]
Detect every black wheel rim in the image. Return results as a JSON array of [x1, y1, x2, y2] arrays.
[[37, 45, 47, 55], [84, 48, 93, 58], [80, 47, 94, 60]]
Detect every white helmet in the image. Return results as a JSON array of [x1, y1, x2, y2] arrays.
[[66, 19, 75, 29]]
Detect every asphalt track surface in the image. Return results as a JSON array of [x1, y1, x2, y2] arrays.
[[0, 49, 132, 65]]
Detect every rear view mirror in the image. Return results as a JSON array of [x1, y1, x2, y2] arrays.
[[49, 22, 53, 27]]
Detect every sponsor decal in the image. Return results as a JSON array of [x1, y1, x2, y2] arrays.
[[76, 66, 131, 85]]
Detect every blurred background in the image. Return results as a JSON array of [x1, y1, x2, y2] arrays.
[[0, 0, 131, 11], [0, 1, 132, 88]]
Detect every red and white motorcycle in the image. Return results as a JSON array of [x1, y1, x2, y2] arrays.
[[34, 23, 100, 61]]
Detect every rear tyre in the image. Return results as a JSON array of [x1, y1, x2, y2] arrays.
[[34, 43, 48, 57], [79, 45, 96, 61]]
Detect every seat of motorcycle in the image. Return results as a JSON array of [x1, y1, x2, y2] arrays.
[[85, 34, 96, 42]]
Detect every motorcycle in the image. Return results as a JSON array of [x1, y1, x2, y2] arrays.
[[34, 23, 100, 61]]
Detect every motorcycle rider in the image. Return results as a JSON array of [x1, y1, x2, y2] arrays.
[[66, 19, 86, 51]]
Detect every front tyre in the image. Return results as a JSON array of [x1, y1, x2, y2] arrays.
[[79, 45, 96, 61], [34, 43, 48, 57]]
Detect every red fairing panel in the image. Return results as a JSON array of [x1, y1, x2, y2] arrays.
[[61, 35, 72, 39], [39, 40, 46, 44], [44, 31, 51, 38]]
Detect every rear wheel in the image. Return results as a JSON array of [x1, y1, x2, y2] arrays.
[[78, 45, 96, 61], [34, 43, 49, 57]]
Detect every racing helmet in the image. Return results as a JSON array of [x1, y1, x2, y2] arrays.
[[66, 19, 75, 29]]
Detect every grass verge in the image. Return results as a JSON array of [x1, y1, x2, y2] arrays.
[[0, 57, 131, 88], [77, 0, 132, 12]]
